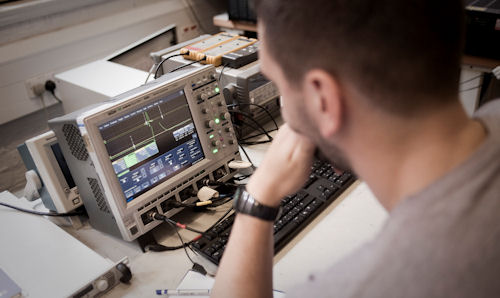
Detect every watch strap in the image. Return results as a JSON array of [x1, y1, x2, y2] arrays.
[[233, 187, 280, 221]]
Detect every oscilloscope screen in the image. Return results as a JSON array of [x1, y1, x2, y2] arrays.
[[98, 88, 204, 203]]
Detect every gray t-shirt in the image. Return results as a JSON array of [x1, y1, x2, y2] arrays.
[[288, 99, 500, 298]]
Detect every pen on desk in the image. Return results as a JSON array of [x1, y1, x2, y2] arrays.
[[156, 289, 210, 296]]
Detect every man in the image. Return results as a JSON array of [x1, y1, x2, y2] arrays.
[[212, 0, 500, 297]]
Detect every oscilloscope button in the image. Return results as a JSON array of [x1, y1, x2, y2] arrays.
[[205, 120, 215, 128]]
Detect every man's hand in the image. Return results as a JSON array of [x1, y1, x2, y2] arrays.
[[246, 124, 316, 207]]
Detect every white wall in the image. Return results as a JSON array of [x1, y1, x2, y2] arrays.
[[0, 0, 222, 125]]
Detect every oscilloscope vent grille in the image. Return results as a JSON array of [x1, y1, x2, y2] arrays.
[[87, 178, 111, 214], [103, 270, 115, 286], [62, 124, 89, 161]]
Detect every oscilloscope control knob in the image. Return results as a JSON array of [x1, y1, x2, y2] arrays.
[[201, 108, 208, 114], [205, 120, 215, 128], [225, 126, 234, 133], [228, 139, 235, 145], [212, 140, 221, 147], [220, 112, 231, 120], [96, 279, 109, 291]]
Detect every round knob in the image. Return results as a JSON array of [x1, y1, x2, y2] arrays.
[[201, 108, 207, 114], [96, 279, 109, 291], [228, 139, 235, 145], [212, 140, 221, 147], [201, 93, 208, 101], [223, 84, 237, 101], [205, 120, 215, 128], [221, 112, 231, 120], [225, 126, 234, 133]]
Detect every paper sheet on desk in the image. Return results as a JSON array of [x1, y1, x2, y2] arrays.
[[174, 270, 286, 298]]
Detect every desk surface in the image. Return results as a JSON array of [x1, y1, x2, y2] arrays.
[[0, 130, 388, 297]]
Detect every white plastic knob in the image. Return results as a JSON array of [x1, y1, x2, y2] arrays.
[[96, 279, 109, 291]]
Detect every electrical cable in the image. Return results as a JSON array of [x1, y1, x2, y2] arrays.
[[144, 63, 157, 84], [218, 63, 229, 83], [239, 144, 255, 167], [240, 129, 279, 142], [228, 103, 279, 131], [145, 239, 197, 252], [235, 118, 273, 145], [0, 202, 85, 217], [49, 91, 62, 103], [460, 84, 483, 93], [206, 197, 234, 208], [231, 110, 272, 139], [39, 92, 49, 123], [166, 193, 234, 209], [152, 53, 185, 79], [146, 207, 234, 256], [460, 74, 483, 85], [228, 110, 273, 141], [168, 58, 206, 73], [164, 218, 197, 265], [164, 217, 205, 234], [233, 174, 252, 181], [44, 80, 62, 103]]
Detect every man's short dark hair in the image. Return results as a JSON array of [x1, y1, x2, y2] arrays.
[[255, 0, 465, 115]]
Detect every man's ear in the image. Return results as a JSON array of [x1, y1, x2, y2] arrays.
[[302, 70, 343, 138]]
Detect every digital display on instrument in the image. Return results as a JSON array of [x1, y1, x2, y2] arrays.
[[98, 89, 204, 203]]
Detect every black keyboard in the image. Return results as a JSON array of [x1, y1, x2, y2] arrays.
[[192, 160, 356, 265]]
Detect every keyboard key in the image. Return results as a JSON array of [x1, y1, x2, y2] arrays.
[[204, 247, 215, 256], [192, 241, 205, 250], [212, 250, 222, 261], [204, 232, 217, 240]]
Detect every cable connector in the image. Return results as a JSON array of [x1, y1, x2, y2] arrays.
[[197, 186, 219, 201], [44, 80, 56, 93], [44, 80, 62, 103], [149, 211, 166, 221]]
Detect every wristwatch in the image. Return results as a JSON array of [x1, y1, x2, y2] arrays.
[[233, 186, 281, 221]]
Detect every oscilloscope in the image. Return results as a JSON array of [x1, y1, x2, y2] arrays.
[[49, 65, 241, 241]]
